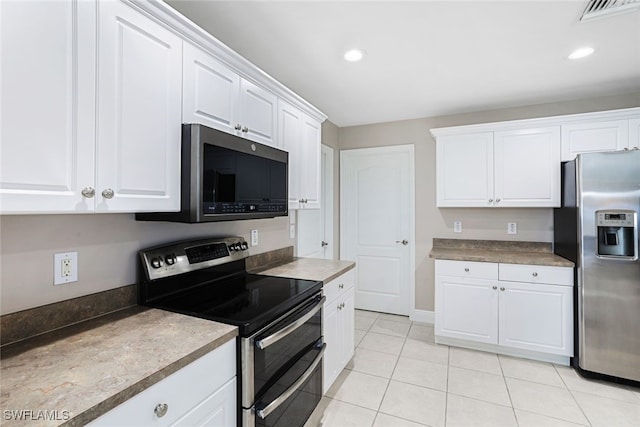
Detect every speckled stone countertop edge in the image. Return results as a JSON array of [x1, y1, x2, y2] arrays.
[[320, 262, 356, 283], [429, 247, 574, 267], [63, 328, 238, 427], [250, 258, 356, 283]]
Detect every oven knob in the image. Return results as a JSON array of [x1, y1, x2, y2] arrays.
[[150, 257, 164, 268], [233, 243, 242, 251], [228, 245, 236, 252], [240, 242, 248, 250], [165, 254, 177, 265]]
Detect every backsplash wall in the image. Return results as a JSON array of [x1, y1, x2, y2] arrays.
[[0, 214, 292, 315]]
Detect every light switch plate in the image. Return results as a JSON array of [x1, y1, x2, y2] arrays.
[[251, 229, 259, 246]]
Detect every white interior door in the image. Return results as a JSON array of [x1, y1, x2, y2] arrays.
[[340, 145, 414, 316], [297, 145, 334, 259]]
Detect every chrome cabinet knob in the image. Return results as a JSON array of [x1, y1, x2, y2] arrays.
[[242, 126, 249, 133], [464, 268, 470, 272], [337, 304, 342, 310], [532, 272, 538, 277], [235, 124, 242, 131], [492, 286, 498, 290], [496, 198, 501, 203], [339, 283, 344, 289], [81, 187, 95, 198], [154, 403, 168, 418], [488, 198, 494, 203], [500, 287, 505, 291], [102, 188, 114, 199]]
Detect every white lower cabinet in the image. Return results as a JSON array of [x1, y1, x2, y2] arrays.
[[435, 260, 573, 359], [89, 340, 236, 427], [322, 269, 355, 394]]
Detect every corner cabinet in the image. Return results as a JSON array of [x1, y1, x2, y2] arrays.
[[89, 340, 236, 427], [278, 100, 322, 209], [435, 127, 560, 207], [322, 269, 355, 394], [1, 0, 182, 214], [435, 260, 573, 362]]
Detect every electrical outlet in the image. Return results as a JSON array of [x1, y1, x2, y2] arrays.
[[54, 252, 78, 285], [251, 229, 259, 246], [453, 221, 463, 233], [508, 222, 517, 235]]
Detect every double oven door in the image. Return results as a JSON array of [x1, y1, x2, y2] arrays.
[[241, 292, 325, 427]]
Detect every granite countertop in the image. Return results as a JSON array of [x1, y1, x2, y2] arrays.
[[0, 307, 238, 427], [251, 258, 356, 283], [429, 238, 574, 267]]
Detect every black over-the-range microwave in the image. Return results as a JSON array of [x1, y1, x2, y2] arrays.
[[136, 124, 288, 223]]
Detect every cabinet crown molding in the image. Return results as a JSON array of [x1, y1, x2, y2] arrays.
[[430, 107, 640, 138]]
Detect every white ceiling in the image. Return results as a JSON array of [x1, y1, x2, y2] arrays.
[[166, 1, 640, 127]]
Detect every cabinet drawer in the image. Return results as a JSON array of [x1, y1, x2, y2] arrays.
[[435, 260, 498, 280], [499, 264, 573, 286], [323, 269, 355, 303], [89, 339, 236, 426]]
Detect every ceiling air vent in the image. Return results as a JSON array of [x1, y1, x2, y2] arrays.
[[580, 0, 640, 22]]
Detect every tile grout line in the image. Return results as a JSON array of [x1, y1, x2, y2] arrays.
[[497, 354, 520, 427]]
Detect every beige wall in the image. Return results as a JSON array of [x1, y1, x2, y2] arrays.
[[338, 92, 640, 312], [0, 214, 292, 315]]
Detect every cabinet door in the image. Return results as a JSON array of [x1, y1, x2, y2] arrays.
[[436, 133, 494, 207], [561, 120, 629, 161], [322, 296, 339, 394], [183, 43, 240, 135], [171, 378, 236, 427], [498, 281, 573, 356], [300, 115, 322, 209], [239, 79, 277, 146], [278, 100, 304, 208], [435, 275, 498, 344], [494, 127, 560, 207], [96, 0, 182, 212], [339, 288, 355, 369], [629, 118, 640, 151], [0, 0, 96, 213]]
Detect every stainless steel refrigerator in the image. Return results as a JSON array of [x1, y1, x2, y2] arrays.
[[554, 150, 640, 384]]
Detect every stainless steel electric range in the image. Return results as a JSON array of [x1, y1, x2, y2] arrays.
[[138, 237, 325, 427]]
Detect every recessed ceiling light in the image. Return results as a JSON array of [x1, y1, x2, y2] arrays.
[[568, 47, 595, 60], [344, 49, 365, 62]]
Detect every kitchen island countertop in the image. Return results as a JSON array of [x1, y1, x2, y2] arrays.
[[0, 307, 237, 427]]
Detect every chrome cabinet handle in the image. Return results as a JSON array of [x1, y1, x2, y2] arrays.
[[395, 240, 409, 245], [255, 296, 325, 350], [235, 124, 242, 131], [102, 188, 114, 199], [532, 272, 538, 277], [154, 403, 168, 418], [256, 344, 326, 419], [81, 187, 95, 198]]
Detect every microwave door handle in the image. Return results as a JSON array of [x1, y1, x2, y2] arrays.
[[255, 296, 325, 350], [255, 343, 326, 420]]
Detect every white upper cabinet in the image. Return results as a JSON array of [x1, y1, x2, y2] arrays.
[[561, 120, 629, 161], [0, 0, 96, 213], [96, 0, 182, 212], [239, 79, 278, 147], [183, 43, 278, 146], [278, 100, 321, 209], [436, 132, 493, 207], [183, 43, 240, 135], [494, 127, 560, 207], [627, 118, 640, 152], [435, 127, 560, 208]]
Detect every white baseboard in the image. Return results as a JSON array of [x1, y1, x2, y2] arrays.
[[410, 309, 434, 324]]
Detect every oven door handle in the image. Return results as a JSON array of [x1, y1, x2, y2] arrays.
[[255, 343, 326, 420], [255, 296, 325, 350]]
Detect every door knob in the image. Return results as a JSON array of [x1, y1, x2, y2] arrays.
[[395, 240, 409, 245], [321, 241, 329, 247]]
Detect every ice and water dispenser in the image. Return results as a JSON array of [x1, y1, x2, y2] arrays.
[[596, 210, 638, 259]]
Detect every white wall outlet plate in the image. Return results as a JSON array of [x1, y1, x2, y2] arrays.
[[54, 252, 78, 285], [453, 221, 463, 233], [289, 211, 296, 225], [251, 229, 259, 246], [289, 224, 296, 239], [508, 222, 517, 235]]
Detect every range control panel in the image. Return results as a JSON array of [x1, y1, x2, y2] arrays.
[[140, 236, 249, 281]]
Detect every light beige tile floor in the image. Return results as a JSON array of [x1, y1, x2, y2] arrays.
[[305, 309, 640, 427]]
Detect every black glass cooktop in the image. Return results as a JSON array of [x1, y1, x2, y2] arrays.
[[149, 273, 322, 336]]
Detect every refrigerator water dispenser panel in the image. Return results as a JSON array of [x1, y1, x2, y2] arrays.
[[596, 210, 637, 259]]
